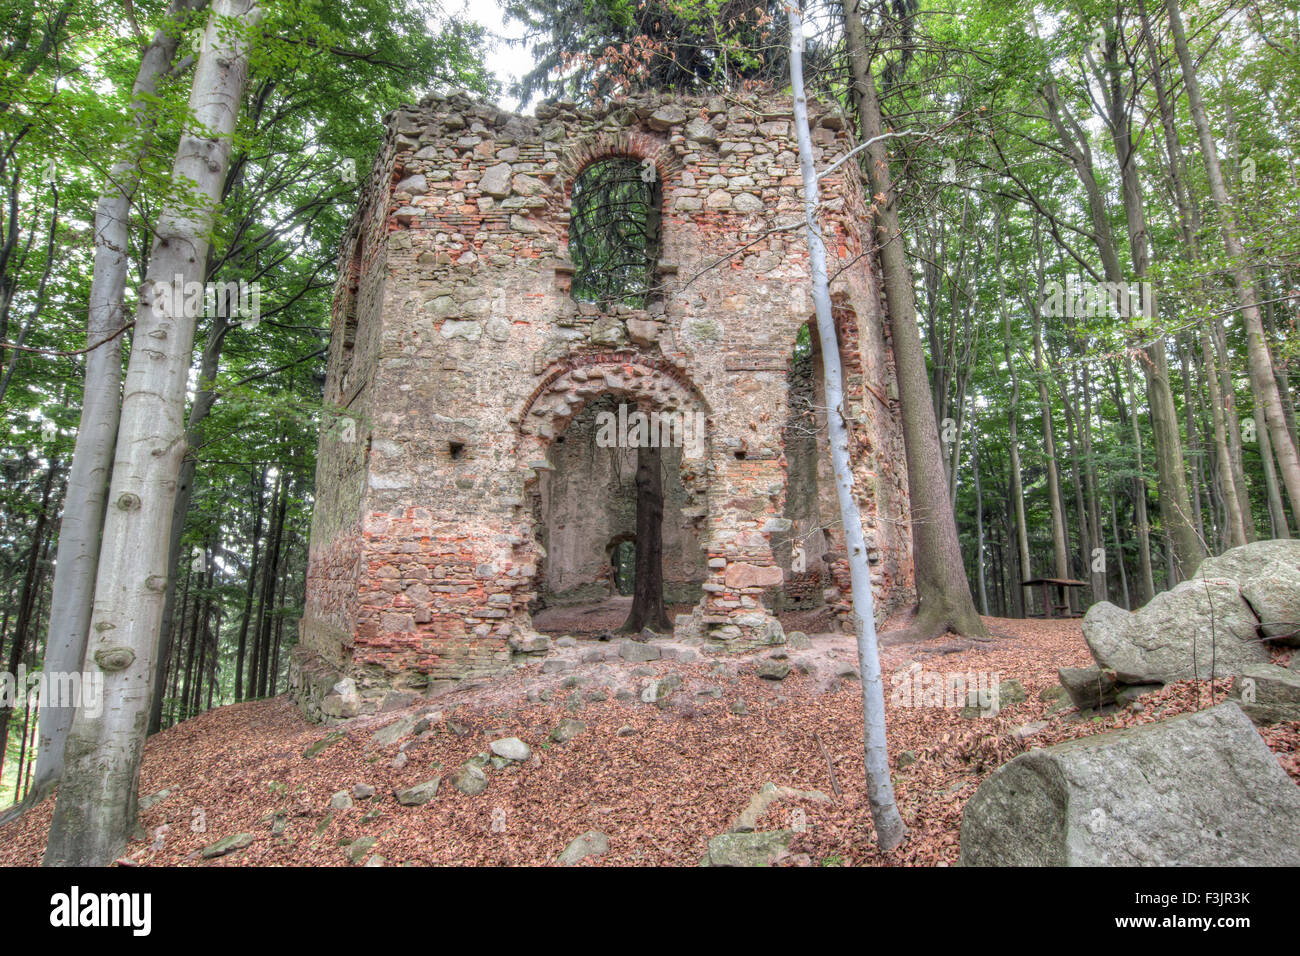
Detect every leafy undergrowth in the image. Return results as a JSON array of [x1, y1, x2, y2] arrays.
[[0, 617, 1294, 867]]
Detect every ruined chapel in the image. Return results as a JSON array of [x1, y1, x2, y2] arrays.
[[291, 88, 916, 719]]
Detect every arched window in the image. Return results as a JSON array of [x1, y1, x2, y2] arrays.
[[569, 156, 661, 307]]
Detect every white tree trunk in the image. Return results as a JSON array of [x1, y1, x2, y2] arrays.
[[28, 0, 209, 807], [44, 0, 261, 867], [788, 9, 907, 851]]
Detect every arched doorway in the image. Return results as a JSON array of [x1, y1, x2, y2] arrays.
[[518, 354, 711, 637]]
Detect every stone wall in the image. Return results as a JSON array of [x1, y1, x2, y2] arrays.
[[294, 88, 915, 716]]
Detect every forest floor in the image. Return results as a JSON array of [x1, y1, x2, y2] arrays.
[[1, 615, 1296, 867]]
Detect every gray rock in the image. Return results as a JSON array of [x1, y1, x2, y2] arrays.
[[558, 830, 609, 865], [702, 830, 794, 867], [620, 641, 661, 663], [641, 673, 683, 703], [370, 715, 417, 748], [139, 788, 173, 812], [647, 104, 688, 130], [346, 835, 377, 864], [394, 173, 428, 195], [730, 782, 830, 833], [329, 790, 353, 810], [490, 737, 531, 761], [479, 163, 513, 198], [1082, 579, 1268, 683], [451, 764, 488, 796], [1232, 663, 1300, 724], [959, 702, 1300, 866], [550, 718, 587, 744], [684, 116, 719, 145], [1194, 538, 1300, 582], [1239, 560, 1300, 646], [201, 833, 254, 859], [996, 679, 1027, 707], [1058, 666, 1118, 710], [1011, 721, 1049, 742], [394, 778, 440, 806], [757, 659, 791, 681]]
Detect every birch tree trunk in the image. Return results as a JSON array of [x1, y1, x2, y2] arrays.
[[44, 0, 261, 867], [789, 8, 906, 851], [29, 0, 210, 805]]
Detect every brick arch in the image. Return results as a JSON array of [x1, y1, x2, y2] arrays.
[[556, 131, 682, 203], [516, 351, 710, 445]]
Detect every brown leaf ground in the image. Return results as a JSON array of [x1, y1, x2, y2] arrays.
[[1, 616, 1295, 867]]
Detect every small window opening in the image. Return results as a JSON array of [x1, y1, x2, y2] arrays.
[[612, 538, 637, 596], [569, 156, 662, 308]]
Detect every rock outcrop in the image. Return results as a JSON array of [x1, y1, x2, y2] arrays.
[[1082, 578, 1268, 683], [959, 702, 1300, 866]]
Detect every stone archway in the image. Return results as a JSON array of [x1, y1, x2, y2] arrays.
[[514, 352, 712, 638]]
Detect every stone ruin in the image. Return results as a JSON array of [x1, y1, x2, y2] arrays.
[[291, 88, 916, 719]]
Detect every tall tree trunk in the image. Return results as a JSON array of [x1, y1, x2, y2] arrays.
[[1109, 482, 1130, 610], [620, 438, 670, 634], [1124, 361, 1157, 603], [1031, 297, 1070, 585], [29, 0, 210, 805], [997, 220, 1032, 617], [1168, 0, 1300, 529], [149, 310, 229, 734], [1258, 411, 1291, 539], [842, 0, 985, 641], [1200, 331, 1247, 547], [791, 8, 906, 849], [0, 463, 56, 782], [1100, 29, 1203, 577], [257, 477, 288, 698], [45, 0, 262, 867], [234, 466, 266, 700], [971, 418, 989, 616]]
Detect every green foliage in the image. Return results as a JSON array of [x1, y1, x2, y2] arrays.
[[570, 156, 660, 306]]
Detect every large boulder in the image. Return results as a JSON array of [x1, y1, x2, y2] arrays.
[[1232, 664, 1300, 724], [959, 702, 1300, 866], [1239, 561, 1300, 646], [1194, 538, 1300, 581], [1057, 666, 1119, 710], [1197, 540, 1300, 646], [1082, 578, 1267, 683]]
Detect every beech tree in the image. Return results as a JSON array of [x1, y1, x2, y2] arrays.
[[44, 0, 263, 867], [28, 0, 210, 807]]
